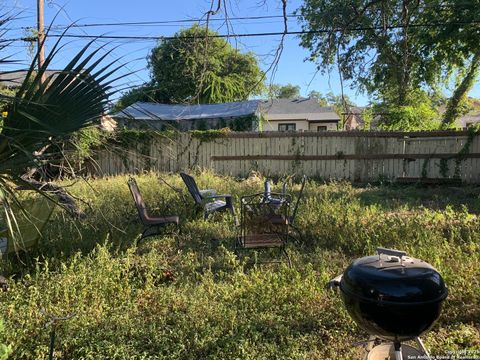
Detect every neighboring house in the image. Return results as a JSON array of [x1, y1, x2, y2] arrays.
[[437, 102, 480, 129], [113, 101, 261, 131], [343, 107, 365, 130], [457, 111, 480, 129], [100, 115, 117, 132], [1, 69, 114, 131], [260, 98, 340, 131], [113, 98, 341, 132], [0, 69, 60, 88]]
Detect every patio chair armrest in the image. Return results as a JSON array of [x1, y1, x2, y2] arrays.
[[263, 193, 292, 205], [241, 192, 265, 203], [204, 194, 232, 200], [266, 192, 292, 200], [200, 189, 217, 196], [204, 194, 234, 208]]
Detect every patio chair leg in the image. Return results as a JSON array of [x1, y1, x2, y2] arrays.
[[137, 225, 173, 246], [289, 224, 304, 245], [282, 247, 292, 268], [137, 235, 146, 246], [229, 206, 239, 226], [137, 226, 155, 246]]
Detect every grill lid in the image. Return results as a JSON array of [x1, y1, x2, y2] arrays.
[[340, 247, 448, 304]]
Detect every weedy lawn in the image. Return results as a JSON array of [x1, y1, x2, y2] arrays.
[[0, 172, 479, 359]]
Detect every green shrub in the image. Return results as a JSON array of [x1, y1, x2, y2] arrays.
[[0, 320, 11, 360]]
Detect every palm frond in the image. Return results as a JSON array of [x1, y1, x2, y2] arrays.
[[1, 38, 119, 173], [0, 14, 123, 254]]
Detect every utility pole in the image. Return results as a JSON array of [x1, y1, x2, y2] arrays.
[[37, 0, 45, 85]]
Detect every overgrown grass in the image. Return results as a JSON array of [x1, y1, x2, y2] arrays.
[[0, 172, 479, 359]]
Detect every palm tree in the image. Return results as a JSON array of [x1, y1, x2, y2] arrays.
[[0, 13, 122, 250]]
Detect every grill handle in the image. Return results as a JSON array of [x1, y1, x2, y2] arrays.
[[326, 274, 343, 289], [377, 247, 407, 259]]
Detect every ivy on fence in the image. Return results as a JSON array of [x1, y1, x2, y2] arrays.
[[439, 127, 479, 179]]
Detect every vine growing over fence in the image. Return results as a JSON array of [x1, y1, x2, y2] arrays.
[[189, 129, 231, 167], [191, 128, 231, 142], [441, 127, 479, 178]]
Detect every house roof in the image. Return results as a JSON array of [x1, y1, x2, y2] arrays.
[[438, 103, 480, 128], [0, 70, 60, 88], [343, 106, 365, 115], [260, 98, 340, 121], [343, 107, 366, 130], [114, 100, 260, 121], [458, 112, 480, 128]]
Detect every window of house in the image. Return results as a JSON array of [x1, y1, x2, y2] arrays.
[[317, 125, 327, 131], [278, 123, 296, 131]]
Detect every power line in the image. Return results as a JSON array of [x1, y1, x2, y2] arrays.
[[4, 2, 476, 31], [7, 14, 299, 31], [3, 2, 478, 33], [10, 19, 480, 43], [59, 14, 298, 27]]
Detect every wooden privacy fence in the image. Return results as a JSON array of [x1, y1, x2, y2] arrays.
[[89, 130, 480, 183]]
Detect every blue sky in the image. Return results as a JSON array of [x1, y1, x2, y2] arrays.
[[2, 0, 480, 105]]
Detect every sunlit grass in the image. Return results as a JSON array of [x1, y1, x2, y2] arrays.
[[0, 171, 478, 359]]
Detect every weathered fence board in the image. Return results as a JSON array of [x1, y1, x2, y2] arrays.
[[89, 131, 480, 183]]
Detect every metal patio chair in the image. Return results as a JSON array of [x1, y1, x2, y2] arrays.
[[262, 176, 306, 242], [236, 192, 292, 267], [180, 172, 238, 225], [262, 179, 288, 206], [128, 177, 179, 245]]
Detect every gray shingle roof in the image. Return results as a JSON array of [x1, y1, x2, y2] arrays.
[[114, 100, 260, 121], [259, 98, 340, 121], [0, 70, 60, 88], [458, 112, 480, 128], [260, 98, 336, 115]]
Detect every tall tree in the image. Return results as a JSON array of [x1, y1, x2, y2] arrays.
[[442, 52, 480, 128], [145, 24, 264, 105], [111, 83, 157, 112], [298, 0, 480, 129], [298, 0, 430, 107], [418, 0, 480, 127], [270, 83, 301, 99]]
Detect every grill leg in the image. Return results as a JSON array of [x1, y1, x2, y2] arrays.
[[365, 336, 376, 352], [394, 342, 403, 360], [48, 329, 56, 360]]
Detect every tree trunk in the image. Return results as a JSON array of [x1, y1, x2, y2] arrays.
[[442, 51, 480, 128], [398, 0, 411, 106]]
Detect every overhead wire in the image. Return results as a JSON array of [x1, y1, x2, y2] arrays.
[[5, 18, 480, 43], [4, 2, 480, 104], [50, 14, 299, 28], [3, 14, 300, 32], [5, 2, 477, 32], [39, 2, 159, 102]]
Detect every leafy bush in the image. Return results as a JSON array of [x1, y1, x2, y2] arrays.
[[0, 320, 11, 360], [377, 103, 440, 131], [375, 90, 441, 130]]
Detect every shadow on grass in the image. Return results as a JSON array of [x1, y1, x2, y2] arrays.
[[352, 183, 480, 214]]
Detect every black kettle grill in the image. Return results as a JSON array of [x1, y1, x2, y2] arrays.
[[328, 247, 448, 360]]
